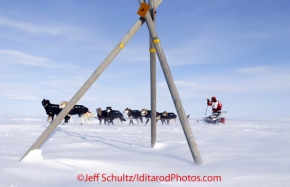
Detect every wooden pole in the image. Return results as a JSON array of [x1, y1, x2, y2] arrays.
[[149, 0, 157, 148], [138, 0, 203, 164], [19, 0, 163, 162]]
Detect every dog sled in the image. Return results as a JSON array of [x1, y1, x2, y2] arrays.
[[198, 111, 227, 125]]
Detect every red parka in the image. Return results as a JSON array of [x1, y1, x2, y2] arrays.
[[207, 96, 222, 112]]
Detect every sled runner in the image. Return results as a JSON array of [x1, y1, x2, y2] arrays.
[[202, 111, 227, 125]]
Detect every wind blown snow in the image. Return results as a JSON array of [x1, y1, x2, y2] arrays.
[[0, 115, 289, 187]]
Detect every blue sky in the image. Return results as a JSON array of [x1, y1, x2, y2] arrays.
[[0, 0, 289, 121]]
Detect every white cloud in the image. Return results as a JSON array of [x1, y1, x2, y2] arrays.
[[157, 81, 200, 91], [0, 83, 39, 100], [0, 50, 56, 67], [0, 16, 107, 47], [236, 66, 270, 73], [44, 78, 87, 92], [0, 16, 64, 35], [156, 67, 290, 95]]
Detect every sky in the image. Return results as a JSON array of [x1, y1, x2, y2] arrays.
[[0, 0, 290, 121]]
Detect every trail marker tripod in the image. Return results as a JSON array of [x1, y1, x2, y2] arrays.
[[20, 0, 203, 165]]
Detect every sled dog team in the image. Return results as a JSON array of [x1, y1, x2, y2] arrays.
[[42, 99, 179, 125]]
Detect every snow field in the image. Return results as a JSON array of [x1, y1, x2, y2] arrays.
[[0, 116, 289, 186]]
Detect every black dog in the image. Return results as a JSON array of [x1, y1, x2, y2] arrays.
[[96, 108, 108, 124], [156, 112, 165, 125], [42, 99, 73, 124], [42, 99, 72, 124], [162, 111, 177, 124], [106, 107, 126, 125], [59, 101, 95, 125], [42, 99, 62, 123], [140, 109, 161, 124], [123, 108, 143, 125]]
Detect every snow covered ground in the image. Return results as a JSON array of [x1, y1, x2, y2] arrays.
[[0, 115, 289, 187]]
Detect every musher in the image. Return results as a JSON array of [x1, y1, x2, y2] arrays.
[[207, 96, 222, 113]]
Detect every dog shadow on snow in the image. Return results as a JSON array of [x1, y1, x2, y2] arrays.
[[42, 125, 195, 165], [44, 124, 148, 152]]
